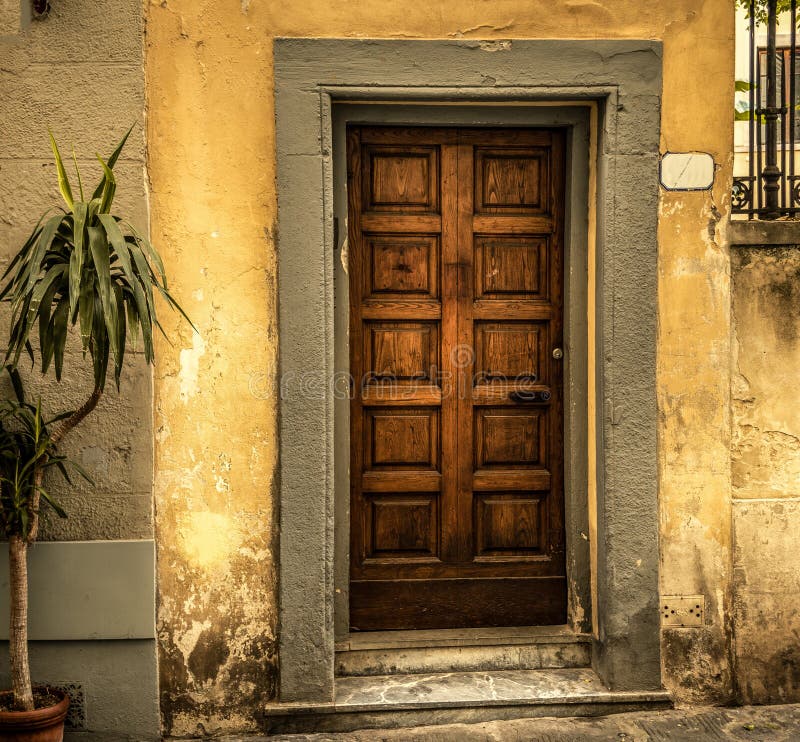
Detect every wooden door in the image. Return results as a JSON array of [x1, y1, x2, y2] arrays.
[[348, 126, 566, 631]]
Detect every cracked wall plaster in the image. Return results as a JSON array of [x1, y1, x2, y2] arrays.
[[731, 247, 800, 704]]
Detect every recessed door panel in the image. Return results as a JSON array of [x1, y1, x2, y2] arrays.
[[474, 322, 546, 382], [474, 237, 548, 300], [367, 495, 439, 558], [366, 322, 438, 382], [367, 235, 439, 298], [475, 408, 546, 468], [366, 408, 440, 470], [363, 145, 440, 212], [474, 494, 545, 556]]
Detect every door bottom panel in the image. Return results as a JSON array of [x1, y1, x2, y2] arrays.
[[350, 577, 567, 631]]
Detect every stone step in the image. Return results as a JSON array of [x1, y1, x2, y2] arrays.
[[335, 626, 592, 676], [262, 668, 672, 734]]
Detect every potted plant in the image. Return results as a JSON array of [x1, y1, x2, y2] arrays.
[[0, 368, 87, 738], [0, 127, 191, 738]]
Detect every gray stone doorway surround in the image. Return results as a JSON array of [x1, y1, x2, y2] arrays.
[[275, 38, 662, 704]]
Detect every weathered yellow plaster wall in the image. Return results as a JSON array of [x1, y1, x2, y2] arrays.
[[731, 247, 800, 704], [145, 0, 734, 733]]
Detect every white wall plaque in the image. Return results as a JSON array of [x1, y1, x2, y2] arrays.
[[660, 151, 715, 191]]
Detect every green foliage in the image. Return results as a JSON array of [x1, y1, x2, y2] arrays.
[[0, 127, 193, 391], [0, 368, 90, 539], [736, 0, 797, 27]]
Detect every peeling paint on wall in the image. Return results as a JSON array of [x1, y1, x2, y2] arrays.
[[178, 331, 206, 404], [731, 247, 800, 704]]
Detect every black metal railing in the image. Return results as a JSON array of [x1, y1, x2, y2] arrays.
[[733, 0, 800, 218]]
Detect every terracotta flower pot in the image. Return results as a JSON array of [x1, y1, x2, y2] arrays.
[[0, 689, 69, 742]]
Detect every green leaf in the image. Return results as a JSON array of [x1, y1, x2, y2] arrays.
[[52, 297, 68, 381], [69, 202, 88, 319], [37, 270, 61, 363], [97, 214, 135, 284], [125, 292, 139, 351], [38, 487, 67, 519], [95, 155, 117, 214], [64, 458, 92, 484], [48, 130, 74, 210], [87, 227, 118, 366], [130, 241, 155, 306], [0, 212, 49, 286], [5, 367, 24, 405], [53, 459, 73, 486], [24, 214, 63, 294], [112, 282, 126, 389], [91, 124, 134, 201], [78, 277, 94, 353], [27, 264, 66, 324], [131, 278, 153, 362], [91, 299, 109, 387], [71, 145, 84, 201], [129, 227, 167, 285], [156, 283, 198, 334]]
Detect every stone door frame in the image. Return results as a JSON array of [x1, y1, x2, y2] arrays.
[[275, 38, 663, 703]]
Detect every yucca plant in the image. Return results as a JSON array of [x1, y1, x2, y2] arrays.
[[0, 368, 90, 713], [0, 127, 191, 712]]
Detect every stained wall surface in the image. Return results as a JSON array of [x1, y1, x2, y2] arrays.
[[731, 246, 800, 705], [144, 0, 736, 735]]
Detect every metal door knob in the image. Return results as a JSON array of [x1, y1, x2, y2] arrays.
[[552, 347, 564, 360]]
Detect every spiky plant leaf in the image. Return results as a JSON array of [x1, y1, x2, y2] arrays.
[[48, 131, 74, 211], [0, 369, 91, 539], [1, 127, 192, 391]]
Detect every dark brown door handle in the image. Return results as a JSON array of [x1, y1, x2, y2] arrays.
[[509, 389, 552, 403]]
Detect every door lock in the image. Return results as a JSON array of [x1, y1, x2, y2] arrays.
[[552, 347, 564, 360]]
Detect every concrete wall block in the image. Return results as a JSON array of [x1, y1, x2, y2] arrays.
[[0, 65, 144, 160], [0, 159, 148, 259], [37, 492, 154, 541], [0, 640, 159, 738], [0, 0, 141, 65]]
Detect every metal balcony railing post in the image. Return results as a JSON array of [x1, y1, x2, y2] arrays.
[[763, 0, 782, 218]]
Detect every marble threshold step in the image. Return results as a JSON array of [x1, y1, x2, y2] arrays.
[[336, 625, 592, 676], [262, 668, 673, 734]]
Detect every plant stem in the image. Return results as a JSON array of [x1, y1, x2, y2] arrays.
[[9, 535, 32, 711], [26, 385, 102, 544], [8, 386, 104, 710], [51, 386, 103, 447]]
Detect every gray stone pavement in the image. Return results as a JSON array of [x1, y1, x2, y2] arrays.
[[63, 704, 800, 740], [255, 705, 800, 741]]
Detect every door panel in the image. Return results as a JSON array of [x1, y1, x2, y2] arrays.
[[349, 126, 566, 631]]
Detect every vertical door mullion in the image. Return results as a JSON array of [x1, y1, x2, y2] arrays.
[[439, 139, 460, 563], [455, 135, 475, 563]]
